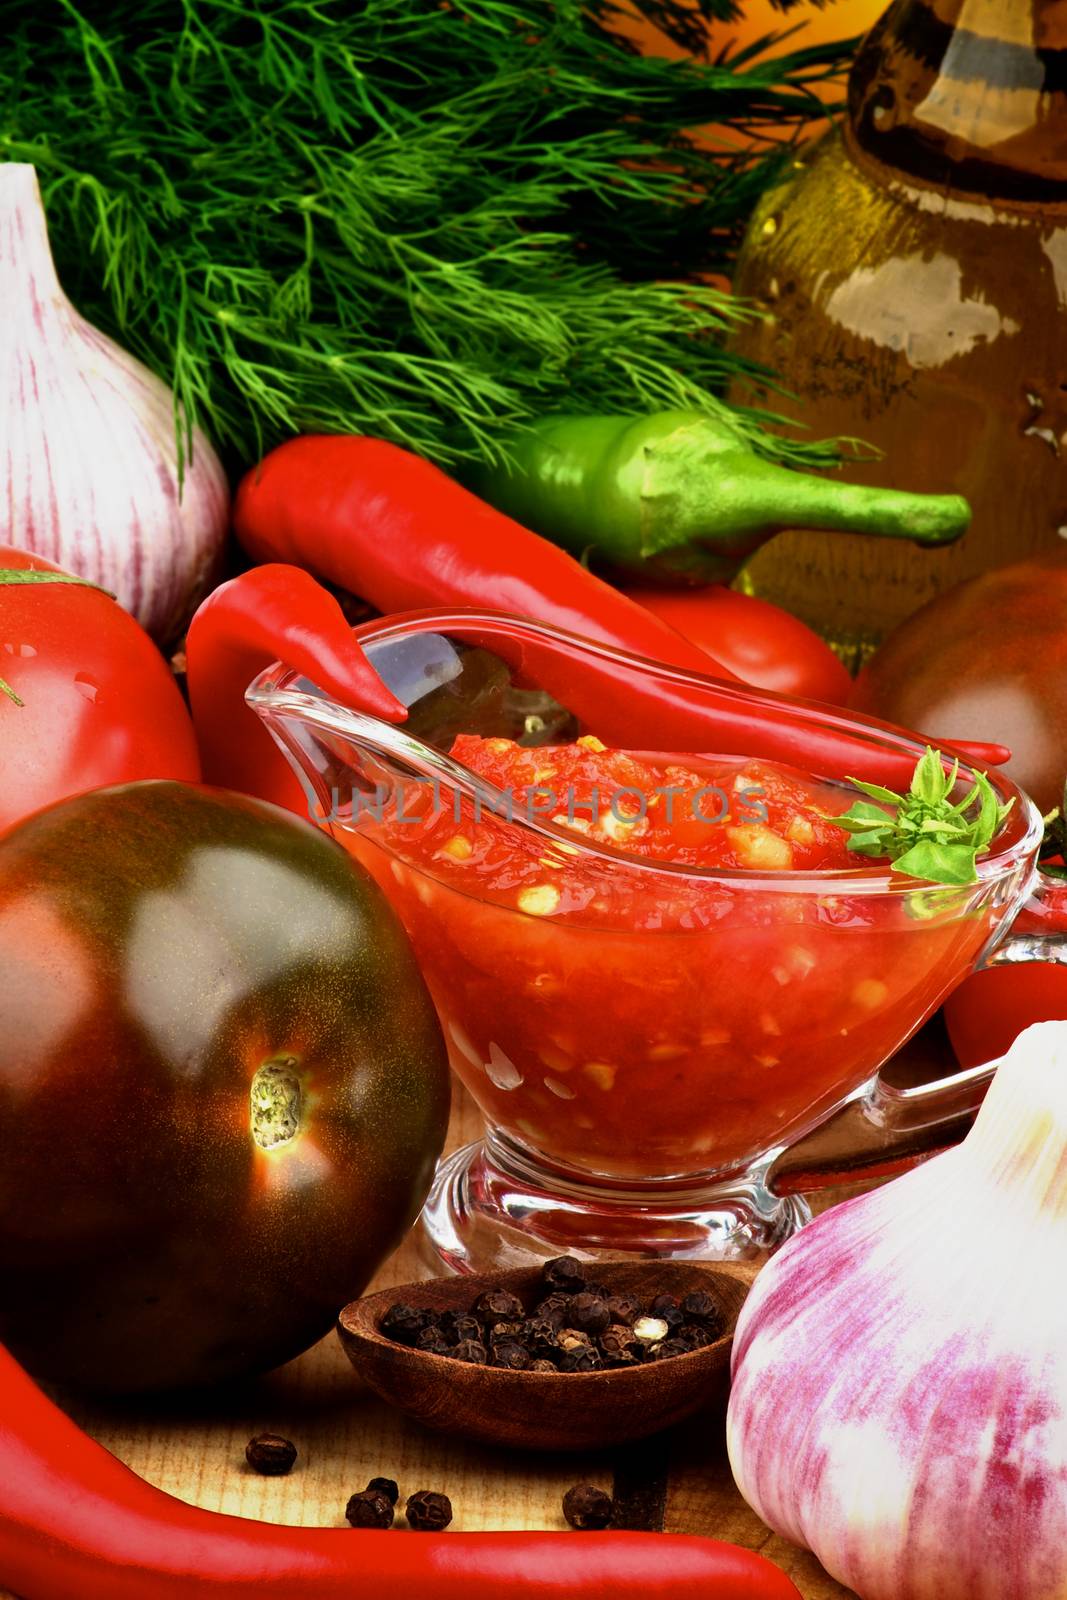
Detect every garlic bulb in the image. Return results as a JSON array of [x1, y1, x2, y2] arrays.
[[728, 1019, 1067, 1600], [0, 163, 229, 642]]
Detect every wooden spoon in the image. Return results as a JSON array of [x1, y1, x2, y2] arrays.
[[337, 1259, 756, 1453]]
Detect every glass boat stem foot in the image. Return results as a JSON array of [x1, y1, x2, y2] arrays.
[[419, 1134, 811, 1275]]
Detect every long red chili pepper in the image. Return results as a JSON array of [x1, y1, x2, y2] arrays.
[[186, 570, 1008, 815], [186, 565, 406, 811], [0, 1341, 801, 1600], [231, 435, 1007, 773], [233, 435, 737, 679]]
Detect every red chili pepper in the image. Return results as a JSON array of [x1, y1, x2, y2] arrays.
[[186, 565, 406, 811], [231, 435, 1007, 772], [0, 1341, 801, 1600], [233, 435, 736, 679], [185, 570, 1007, 814]]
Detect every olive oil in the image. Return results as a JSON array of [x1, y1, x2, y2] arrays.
[[730, 0, 1067, 652]]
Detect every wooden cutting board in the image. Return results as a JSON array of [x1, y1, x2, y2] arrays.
[[3, 1088, 857, 1600]]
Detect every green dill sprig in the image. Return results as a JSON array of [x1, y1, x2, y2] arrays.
[[828, 748, 1015, 887], [0, 0, 855, 473]]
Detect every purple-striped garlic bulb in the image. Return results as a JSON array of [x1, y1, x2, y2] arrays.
[[0, 163, 228, 643], [728, 1019, 1067, 1600]]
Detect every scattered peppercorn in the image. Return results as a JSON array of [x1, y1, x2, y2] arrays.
[[406, 1490, 453, 1532], [530, 1359, 558, 1372], [245, 1434, 297, 1476], [542, 1255, 587, 1293], [367, 1477, 400, 1505], [345, 1488, 394, 1529], [563, 1484, 614, 1530]]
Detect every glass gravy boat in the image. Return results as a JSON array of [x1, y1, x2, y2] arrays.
[[248, 610, 1059, 1268]]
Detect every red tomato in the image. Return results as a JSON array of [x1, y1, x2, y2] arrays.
[[0, 546, 199, 831], [624, 585, 851, 703], [851, 551, 1067, 813], [943, 965, 1067, 1070]]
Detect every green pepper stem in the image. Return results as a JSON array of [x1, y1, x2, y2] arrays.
[[715, 455, 970, 545], [636, 422, 971, 581]]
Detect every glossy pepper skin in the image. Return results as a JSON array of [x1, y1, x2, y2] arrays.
[[0, 780, 449, 1393], [0, 1343, 804, 1600], [184, 571, 1006, 810], [233, 435, 732, 678], [470, 411, 971, 584], [187, 565, 408, 814]]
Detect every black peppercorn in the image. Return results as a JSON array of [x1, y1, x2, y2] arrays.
[[530, 1358, 558, 1372], [439, 1310, 482, 1345], [582, 1281, 611, 1302], [681, 1320, 721, 1349], [379, 1302, 434, 1346], [599, 1324, 640, 1359], [559, 1344, 601, 1372], [601, 1348, 638, 1369], [245, 1434, 297, 1476], [415, 1326, 453, 1356], [649, 1293, 684, 1331], [367, 1476, 399, 1505], [490, 1338, 532, 1370], [406, 1490, 453, 1531], [557, 1327, 593, 1352], [681, 1290, 724, 1333], [473, 1289, 525, 1323], [672, 1324, 707, 1351], [532, 1293, 572, 1328], [563, 1484, 613, 1530], [568, 1292, 611, 1335], [522, 1315, 561, 1357], [486, 1319, 524, 1342], [647, 1336, 693, 1361], [604, 1293, 641, 1327], [345, 1488, 394, 1529], [452, 1337, 488, 1364], [542, 1255, 586, 1293]]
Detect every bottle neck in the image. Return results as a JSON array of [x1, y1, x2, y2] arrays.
[[848, 0, 1067, 203]]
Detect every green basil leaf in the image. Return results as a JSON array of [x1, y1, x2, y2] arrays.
[[891, 840, 979, 885]]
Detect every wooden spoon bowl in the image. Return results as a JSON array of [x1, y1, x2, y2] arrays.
[[337, 1259, 756, 1453]]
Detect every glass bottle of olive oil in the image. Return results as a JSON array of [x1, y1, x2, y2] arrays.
[[731, 0, 1067, 655]]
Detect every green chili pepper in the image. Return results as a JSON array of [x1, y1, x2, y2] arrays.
[[471, 412, 971, 584]]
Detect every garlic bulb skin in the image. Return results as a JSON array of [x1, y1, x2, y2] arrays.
[[727, 1020, 1067, 1600], [0, 164, 229, 643]]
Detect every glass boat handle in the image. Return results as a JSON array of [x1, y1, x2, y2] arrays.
[[768, 869, 1067, 1196]]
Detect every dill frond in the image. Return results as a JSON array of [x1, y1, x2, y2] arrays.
[[0, 0, 853, 470]]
